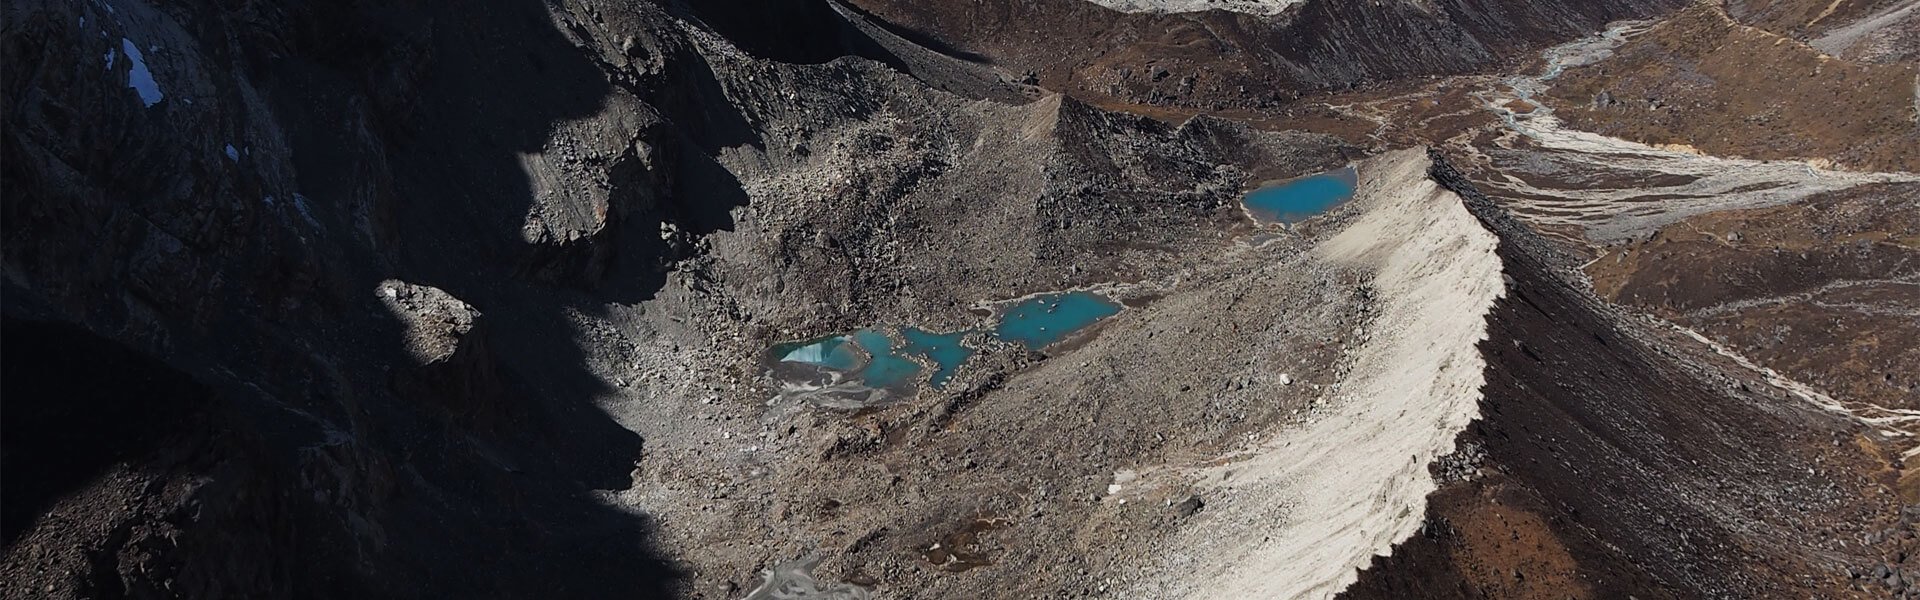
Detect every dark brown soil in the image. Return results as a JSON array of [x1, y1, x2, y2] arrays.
[[845, 0, 1685, 113], [1586, 182, 1920, 410], [1544, 4, 1920, 171]]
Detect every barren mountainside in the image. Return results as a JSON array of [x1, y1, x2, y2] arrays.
[[2, 0, 1916, 599]]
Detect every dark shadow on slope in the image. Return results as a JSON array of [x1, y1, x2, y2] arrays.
[[828, 0, 991, 63], [0, 317, 212, 548], [672, 0, 907, 65], [564, 12, 801, 304], [264, 1, 685, 596]]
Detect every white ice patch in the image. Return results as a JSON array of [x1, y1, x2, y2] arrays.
[[225, 144, 240, 161], [743, 556, 871, 600], [104, 47, 115, 70], [120, 38, 162, 107], [780, 339, 840, 364]]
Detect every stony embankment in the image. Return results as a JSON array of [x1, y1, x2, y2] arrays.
[[1123, 148, 1503, 600], [1339, 153, 1912, 599]]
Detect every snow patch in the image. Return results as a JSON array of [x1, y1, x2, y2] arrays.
[[225, 144, 240, 161], [120, 38, 163, 107]]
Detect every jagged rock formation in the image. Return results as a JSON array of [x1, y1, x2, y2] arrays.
[[3, 1, 687, 593]]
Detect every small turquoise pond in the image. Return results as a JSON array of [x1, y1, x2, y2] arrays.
[[1243, 167, 1357, 224], [776, 335, 864, 371], [779, 327, 975, 389], [847, 329, 924, 388], [991, 291, 1122, 350], [780, 329, 924, 388], [900, 327, 974, 388], [770, 292, 1126, 400]]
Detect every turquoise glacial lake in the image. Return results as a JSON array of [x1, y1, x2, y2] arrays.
[[770, 292, 1124, 396], [776, 335, 864, 371], [900, 327, 974, 388], [778, 327, 976, 389], [779, 329, 923, 388], [991, 291, 1122, 350], [1243, 167, 1357, 224]]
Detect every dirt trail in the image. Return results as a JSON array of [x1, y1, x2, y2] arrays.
[[1673, 324, 1920, 453], [1812, 0, 1920, 57]]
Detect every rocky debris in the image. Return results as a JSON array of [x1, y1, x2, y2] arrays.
[[3, 0, 1351, 596], [743, 556, 872, 600], [1432, 442, 1488, 484], [1585, 182, 1920, 411], [515, 100, 670, 289], [376, 281, 480, 366], [376, 280, 517, 431], [1174, 495, 1205, 518]]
